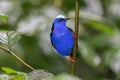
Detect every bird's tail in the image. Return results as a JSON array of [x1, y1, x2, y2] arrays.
[[69, 42, 80, 62]]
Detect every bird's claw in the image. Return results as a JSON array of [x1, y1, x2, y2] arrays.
[[73, 34, 77, 39], [69, 56, 76, 63]]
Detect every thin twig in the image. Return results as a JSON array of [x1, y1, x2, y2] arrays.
[[53, 0, 62, 8], [0, 45, 35, 71], [71, 0, 79, 75]]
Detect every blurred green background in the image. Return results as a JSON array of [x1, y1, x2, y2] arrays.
[[0, 0, 120, 80]]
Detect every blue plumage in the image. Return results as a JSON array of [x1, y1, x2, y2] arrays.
[[50, 15, 74, 57]]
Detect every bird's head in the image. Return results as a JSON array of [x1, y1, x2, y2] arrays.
[[53, 15, 70, 25]]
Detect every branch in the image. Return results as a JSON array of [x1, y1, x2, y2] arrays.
[[53, 0, 62, 8], [71, 0, 79, 75], [0, 45, 35, 71]]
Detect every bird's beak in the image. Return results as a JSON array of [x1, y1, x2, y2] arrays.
[[66, 18, 71, 20]]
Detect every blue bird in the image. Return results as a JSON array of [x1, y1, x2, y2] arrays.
[[50, 15, 78, 62]]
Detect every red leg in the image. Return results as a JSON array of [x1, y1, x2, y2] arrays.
[[69, 56, 76, 63], [73, 34, 77, 39]]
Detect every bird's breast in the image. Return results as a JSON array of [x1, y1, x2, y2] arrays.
[[53, 29, 66, 38], [51, 29, 74, 56]]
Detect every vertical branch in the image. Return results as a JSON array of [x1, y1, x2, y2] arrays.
[[71, 0, 79, 75]]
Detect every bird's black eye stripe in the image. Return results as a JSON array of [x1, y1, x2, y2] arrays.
[[58, 19, 64, 22]]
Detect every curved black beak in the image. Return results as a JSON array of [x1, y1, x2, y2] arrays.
[[66, 18, 71, 20]]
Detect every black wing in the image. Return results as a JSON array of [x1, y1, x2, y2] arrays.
[[67, 27, 75, 34], [67, 27, 79, 57], [51, 23, 54, 31], [50, 32, 54, 47], [50, 23, 55, 48]]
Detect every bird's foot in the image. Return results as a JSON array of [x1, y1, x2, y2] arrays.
[[73, 34, 77, 39], [69, 56, 76, 63]]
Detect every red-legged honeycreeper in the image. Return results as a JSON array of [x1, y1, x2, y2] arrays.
[[50, 15, 79, 62]]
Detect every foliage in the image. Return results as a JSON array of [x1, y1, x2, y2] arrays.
[[0, 67, 27, 80], [0, 13, 8, 23], [0, 67, 81, 80], [0, 0, 120, 80], [0, 31, 21, 48]]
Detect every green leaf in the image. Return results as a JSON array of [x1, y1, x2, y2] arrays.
[[104, 48, 120, 78], [79, 41, 101, 67], [86, 34, 111, 47], [0, 13, 8, 23], [88, 20, 114, 35], [0, 31, 21, 48], [1, 67, 17, 74], [11, 74, 26, 80], [51, 73, 81, 80], [104, 48, 119, 66]]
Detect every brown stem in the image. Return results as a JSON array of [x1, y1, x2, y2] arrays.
[[0, 45, 35, 71], [71, 0, 79, 75]]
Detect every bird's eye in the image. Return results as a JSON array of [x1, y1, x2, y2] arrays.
[[58, 19, 64, 22]]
